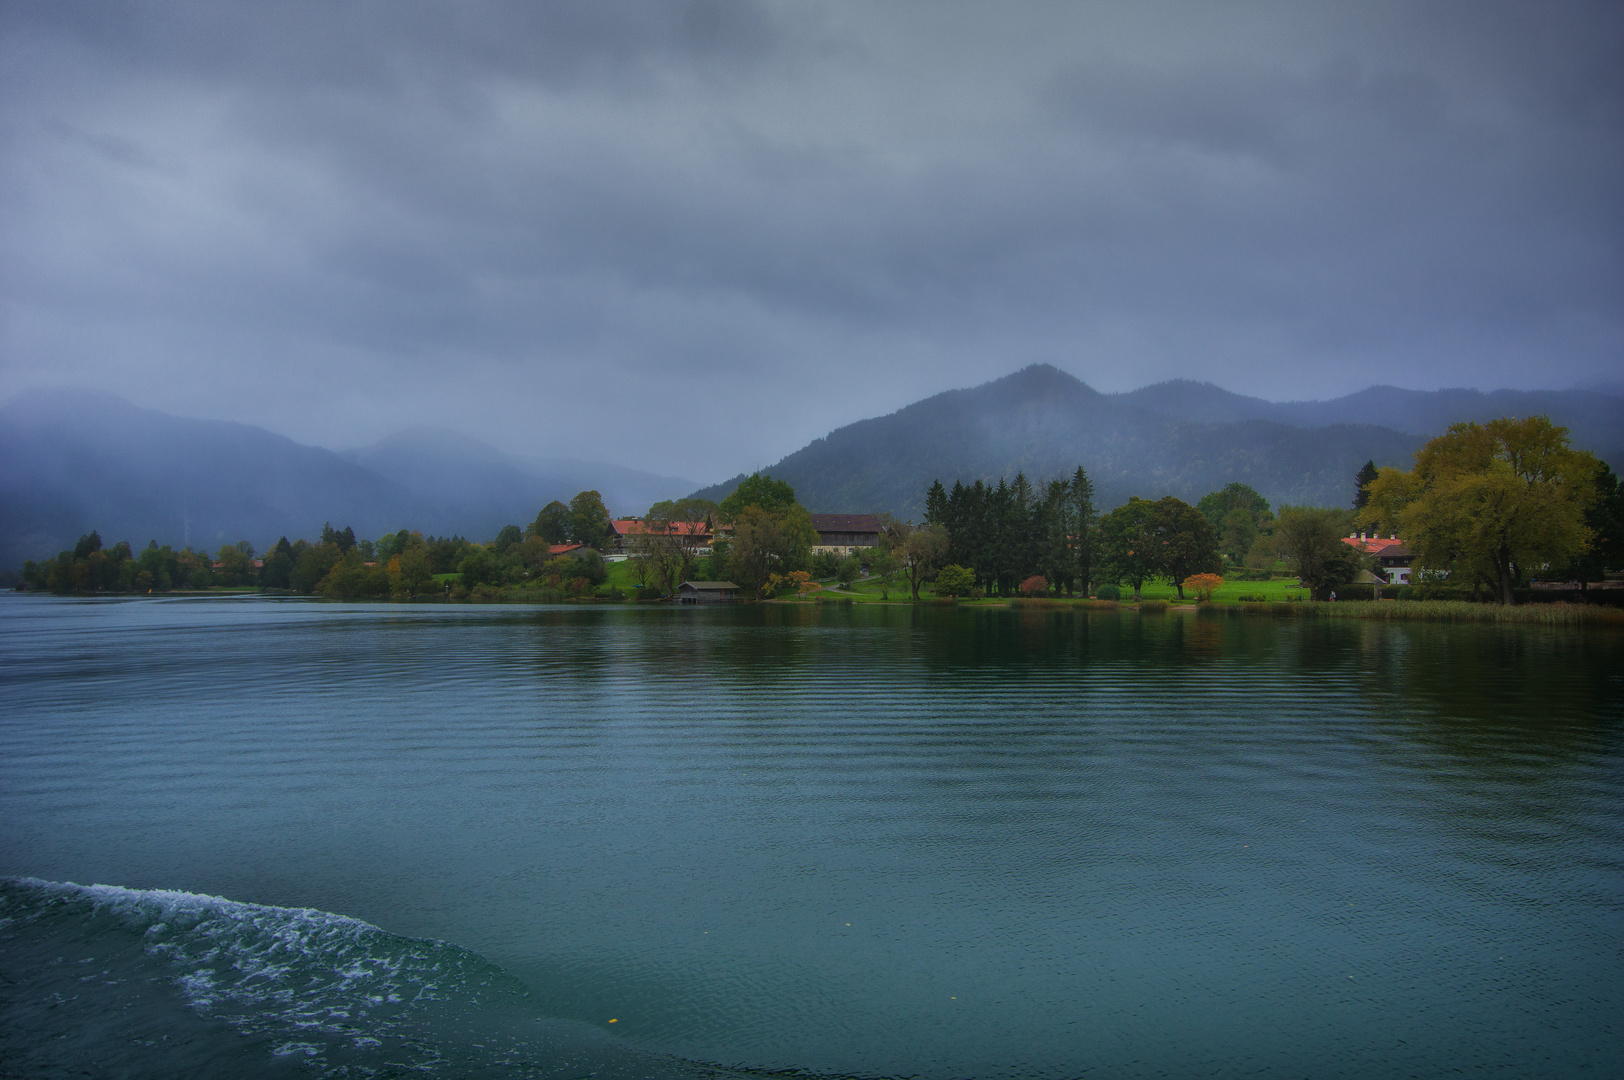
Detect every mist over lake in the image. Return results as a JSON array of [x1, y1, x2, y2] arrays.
[[2, 595, 1619, 1078]]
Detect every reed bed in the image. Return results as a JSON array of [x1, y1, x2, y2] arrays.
[[1009, 597, 1120, 610], [1233, 599, 1623, 625]]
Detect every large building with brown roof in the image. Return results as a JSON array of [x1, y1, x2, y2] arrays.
[[809, 514, 883, 555]]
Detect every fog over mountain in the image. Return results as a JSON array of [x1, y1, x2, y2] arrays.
[[339, 428, 699, 542], [0, 391, 695, 569], [694, 366, 1624, 519]]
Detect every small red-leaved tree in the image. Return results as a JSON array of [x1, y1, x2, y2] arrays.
[[1182, 572, 1224, 602], [1020, 575, 1049, 597]]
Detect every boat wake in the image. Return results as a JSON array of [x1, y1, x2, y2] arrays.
[[0, 877, 727, 1079]]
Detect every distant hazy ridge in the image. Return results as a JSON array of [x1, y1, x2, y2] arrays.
[[693, 366, 1624, 518], [0, 390, 697, 568]]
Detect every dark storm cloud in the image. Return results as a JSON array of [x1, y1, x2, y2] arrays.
[[1, 1, 1620, 479]]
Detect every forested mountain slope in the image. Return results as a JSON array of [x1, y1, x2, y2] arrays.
[[693, 366, 1434, 518]]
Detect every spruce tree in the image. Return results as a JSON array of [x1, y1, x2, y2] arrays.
[[1353, 460, 1379, 510]]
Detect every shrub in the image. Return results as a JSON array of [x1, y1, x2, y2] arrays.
[[933, 564, 976, 598], [1096, 583, 1121, 601], [1020, 575, 1048, 597], [1182, 572, 1224, 602]]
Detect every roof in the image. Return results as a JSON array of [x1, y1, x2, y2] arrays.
[[1342, 535, 1406, 555], [611, 519, 710, 537], [678, 581, 740, 590], [809, 513, 883, 533], [548, 543, 585, 555]]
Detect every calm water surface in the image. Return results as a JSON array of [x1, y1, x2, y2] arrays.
[[0, 594, 1620, 1078]]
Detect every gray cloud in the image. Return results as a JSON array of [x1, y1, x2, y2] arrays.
[[2, 1, 1620, 481]]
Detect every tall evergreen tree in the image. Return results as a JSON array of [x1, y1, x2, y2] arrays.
[[1070, 467, 1097, 594], [1353, 460, 1380, 510], [924, 480, 948, 526]]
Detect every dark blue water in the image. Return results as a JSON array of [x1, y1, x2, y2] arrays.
[[1, 594, 1620, 1078]]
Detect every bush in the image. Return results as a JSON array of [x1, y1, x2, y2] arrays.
[[1095, 583, 1121, 601], [1236, 593, 1267, 603], [933, 564, 976, 598], [1183, 572, 1223, 601], [1019, 575, 1048, 597], [838, 555, 862, 587]]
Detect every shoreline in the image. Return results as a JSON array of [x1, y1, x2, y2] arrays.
[[11, 590, 1621, 625]]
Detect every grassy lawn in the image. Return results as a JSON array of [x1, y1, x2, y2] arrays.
[[807, 571, 1306, 605], [601, 561, 1310, 606], [1133, 576, 1306, 604], [604, 559, 646, 592]]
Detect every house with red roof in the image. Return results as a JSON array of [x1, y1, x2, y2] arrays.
[[607, 519, 712, 556], [1343, 532, 1414, 584]]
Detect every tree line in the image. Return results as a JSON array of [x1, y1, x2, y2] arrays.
[[18, 415, 1621, 605], [905, 416, 1621, 604]]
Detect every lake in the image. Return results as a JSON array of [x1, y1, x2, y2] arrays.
[[1, 594, 1620, 1078]]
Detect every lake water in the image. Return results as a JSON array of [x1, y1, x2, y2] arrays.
[[1, 594, 1620, 1079]]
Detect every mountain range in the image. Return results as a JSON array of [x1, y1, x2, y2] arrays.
[[0, 389, 697, 570], [4, 370, 1620, 570], [692, 365, 1624, 519]]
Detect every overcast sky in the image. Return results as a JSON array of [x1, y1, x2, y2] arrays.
[[2, 2, 1620, 481]]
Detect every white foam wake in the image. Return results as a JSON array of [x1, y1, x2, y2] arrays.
[[2, 876, 515, 1071]]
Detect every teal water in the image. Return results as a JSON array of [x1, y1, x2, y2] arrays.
[[0, 594, 1620, 1078]]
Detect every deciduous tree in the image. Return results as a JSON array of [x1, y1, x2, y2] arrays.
[[640, 497, 718, 595], [1360, 416, 1598, 604], [719, 473, 798, 521], [1561, 461, 1624, 588], [529, 501, 571, 545], [567, 491, 612, 548], [728, 504, 816, 592], [897, 524, 949, 601], [1274, 506, 1366, 600], [1149, 496, 1221, 599], [1096, 497, 1158, 600]]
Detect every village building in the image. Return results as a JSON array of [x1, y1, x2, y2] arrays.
[[809, 514, 883, 556], [606, 519, 712, 557], [1343, 532, 1414, 585], [676, 581, 739, 604]]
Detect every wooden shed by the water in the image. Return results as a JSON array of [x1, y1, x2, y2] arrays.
[[676, 581, 741, 604]]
